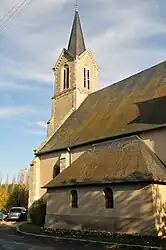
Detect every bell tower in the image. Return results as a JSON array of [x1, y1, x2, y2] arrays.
[[47, 1, 99, 136]]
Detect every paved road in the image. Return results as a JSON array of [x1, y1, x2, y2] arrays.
[[0, 222, 158, 250]]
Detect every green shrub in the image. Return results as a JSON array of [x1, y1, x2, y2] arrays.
[[29, 197, 46, 227]]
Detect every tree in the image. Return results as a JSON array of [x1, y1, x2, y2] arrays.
[[6, 183, 29, 210], [0, 185, 7, 212]]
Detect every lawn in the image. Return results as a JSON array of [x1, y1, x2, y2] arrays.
[[19, 223, 43, 235]]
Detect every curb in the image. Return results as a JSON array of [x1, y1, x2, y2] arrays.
[[16, 222, 164, 250]]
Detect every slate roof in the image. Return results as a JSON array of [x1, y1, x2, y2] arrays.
[[67, 9, 86, 58], [45, 136, 166, 188], [37, 61, 166, 155]]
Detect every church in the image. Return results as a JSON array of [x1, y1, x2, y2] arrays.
[[28, 2, 166, 236]]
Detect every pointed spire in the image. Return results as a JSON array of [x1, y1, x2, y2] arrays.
[[67, 1, 86, 58]]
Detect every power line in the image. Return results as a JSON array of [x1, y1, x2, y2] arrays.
[[0, 0, 33, 35], [0, 0, 24, 24], [0, 0, 31, 34]]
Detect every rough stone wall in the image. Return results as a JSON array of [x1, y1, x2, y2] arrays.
[[75, 50, 98, 93], [49, 49, 99, 134], [39, 151, 70, 198], [152, 184, 166, 236], [45, 184, 156, 235], [53, 90, 75, 131], [28, 157, 40, 208]]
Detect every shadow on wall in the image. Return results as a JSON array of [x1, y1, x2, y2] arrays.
[[44, 183, 162, 235], [130, 96, 166, 125], [28, 194, 47, 227], [153, 185, 166, 236]]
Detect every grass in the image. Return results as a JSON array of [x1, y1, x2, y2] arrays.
[[19, 223, 43, 235], [19, 223, 166, 248]]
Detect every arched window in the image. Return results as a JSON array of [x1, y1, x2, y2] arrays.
[[104, 188, 114, 208], [70, 190, 78, 208], [53, 165, 60, 178], [84, 67, 90, 89], [64, 64, 69, 89]]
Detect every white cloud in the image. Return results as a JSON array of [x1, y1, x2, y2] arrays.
[[11, 69, 54, 85], [0, 106, 35, 118], [36, 121, 47, 128], [24, 120, 47, 136], [0, 81, 33, 90]]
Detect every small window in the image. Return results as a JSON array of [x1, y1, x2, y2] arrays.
[[60, 157, 66, 171], [53, 165, 60, 178], [71, 190, 78, 208], [84, 68, 86, 88], [104, 188, 114, 208], [87, 69, 90, 89], [84, 68, 90, 89], [64, 64, 69, 89]]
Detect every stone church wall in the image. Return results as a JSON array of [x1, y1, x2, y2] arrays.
[[76, 51, 98, 93], [28, 157, 40, 208], [140, 127, 166, 166], [152, 184, 166, 236], [53, 90, 75, 132], [45, 184, 158, 235], [39, 151, 70, 198]]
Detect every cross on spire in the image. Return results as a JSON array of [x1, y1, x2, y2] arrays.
[[75, 0, 78, 12]]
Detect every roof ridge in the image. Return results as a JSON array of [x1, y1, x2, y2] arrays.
[[81, 60, 166, 103]]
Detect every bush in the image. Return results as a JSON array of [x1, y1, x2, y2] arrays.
[[29, 197, 46, 227]]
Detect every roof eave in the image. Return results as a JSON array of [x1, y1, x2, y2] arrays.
[[36, 124, 166, 156], [42, 180, 166, 189]]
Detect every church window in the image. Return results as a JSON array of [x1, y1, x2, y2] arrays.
[[104, 188, 114, 208], [71, 190, 78, 208], [64, 64, 69, 89], [84, 67, 90, 89], [84, 68, 86, 88], [60, 157, 66, 171], [53, 164, 60, 178], [87, 69, 90, 89]]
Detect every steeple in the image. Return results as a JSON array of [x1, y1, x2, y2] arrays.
[[67, 0, 86, 58], [47, 0, 98, 137]]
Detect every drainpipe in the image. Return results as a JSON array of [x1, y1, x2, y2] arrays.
[[67, 147, 72, 166]]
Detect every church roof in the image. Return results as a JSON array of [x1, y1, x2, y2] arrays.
[[37, 61, 166, 155], [67, 9, 86, 58], [44, 136, 166, 188]]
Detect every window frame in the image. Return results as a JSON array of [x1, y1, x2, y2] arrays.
[[64, 64, 69, 89], [84, 67, 90, 90], [84, 68, 86, 88], [104, 187, 114, 209], [87, 69, 90, 89], [53, 165, 60, 178], [70, 190, 78, 208]]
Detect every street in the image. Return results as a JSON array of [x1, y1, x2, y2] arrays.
[[0, 222, 116, 250], [0, 222, 160, 250]]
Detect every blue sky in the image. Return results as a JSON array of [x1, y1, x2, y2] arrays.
[[0, 0, 166, 182]]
